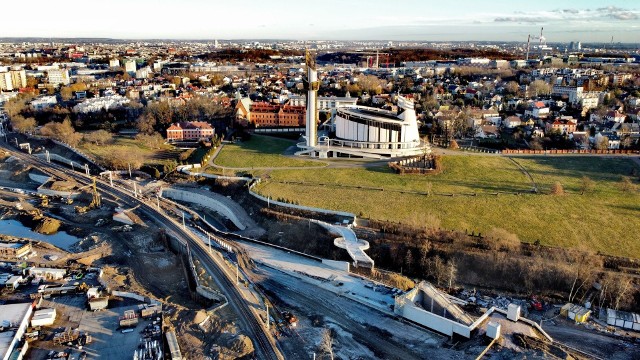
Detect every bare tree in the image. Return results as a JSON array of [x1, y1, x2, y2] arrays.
[[83, 130, 113, 145], [319, 328, 334, 360], [10, 115, 36, 133], [580, 176, 595, 195], [567, 248, 602, 303], [485, 227, 521, 252], [447, 260, 457, 291], [595, 136, 609, 150]]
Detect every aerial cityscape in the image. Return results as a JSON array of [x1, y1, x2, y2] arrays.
[[1, 1, 640, 359]]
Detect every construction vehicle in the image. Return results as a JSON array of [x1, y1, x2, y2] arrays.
[[74, 177, 101, 213], [39, 195, 49, 207]]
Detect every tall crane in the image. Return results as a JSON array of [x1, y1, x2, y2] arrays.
[[526, 27, 546, 61]]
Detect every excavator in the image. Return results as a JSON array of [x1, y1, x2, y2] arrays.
[[74, 177, 101, 214]]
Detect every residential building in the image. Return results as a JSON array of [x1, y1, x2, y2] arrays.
[[546, 118, 577, 135], [605, 110, 626, 123], [0, 72, 12, 91], [595, 132, 621, 149], [109, 59, 120, 68], [30, 95, 58, 111], [124, 60, 137, 74], [10, 70, 26, 89], [47, 69, 70, 86], [166, 121, 215, 141], [72, 95, 130, 113], [524, 101, 550, 119], [503, 116, 522, 129]]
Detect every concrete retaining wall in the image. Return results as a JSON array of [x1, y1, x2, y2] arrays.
[[28, 173, 51, 184], [321, 259, 350, 272], [34, 153, 84, 170], [160, 188, 247, 230], [112, 290, 145, 302], [399, 301, 471, 337]]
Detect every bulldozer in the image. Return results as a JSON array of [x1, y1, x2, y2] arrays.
[[39, 195, 49, 207], [74, 177, 101, 214]]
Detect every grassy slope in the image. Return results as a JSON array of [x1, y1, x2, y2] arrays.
[[214, 136, 326, 168], [78, 137, 179, 166], [253, 155, 640, 258]]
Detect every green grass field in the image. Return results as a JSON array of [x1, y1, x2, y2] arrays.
[[78, 137, 180, 166], [252, 155, 640, 258], [213, 135, 327, 168]]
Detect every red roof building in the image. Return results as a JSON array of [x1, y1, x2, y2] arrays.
[[247, 102, 306, 127], [166, 121, 214, 141]]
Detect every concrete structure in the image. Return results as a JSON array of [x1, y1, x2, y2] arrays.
[[124, 60, 137, 74], [305, 51, 318, 147], [606, 309, 640, 331], [30, 95, 58, 111], [507, 304, 521, 322], [10, 70, 26, 90], [0, 242, 32, 259], [560, 303, 591, 323], [166, 121, 214, 141], [28, 267, 66, 280], [311, 220, 374, 268], [112, 208, 134, 225], [88, 297, 109, 311], [72, 95, 130, 113], [297, 94, 428, 159], [47, 69, 70, 86], [394, 282, 475, 337], [0, 72, 12, 91], [0, 303, 33, 360], [30, 308, 56, 327], [486, 321, 501, 339], [160, 187, 258, 232], [243, 102, 306, 127]]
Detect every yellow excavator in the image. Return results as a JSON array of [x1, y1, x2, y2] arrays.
[[74, 177, 101, 214]]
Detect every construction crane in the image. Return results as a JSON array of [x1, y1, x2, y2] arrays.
[[74, 177, 101, 214], [526, 27, 546, 61]]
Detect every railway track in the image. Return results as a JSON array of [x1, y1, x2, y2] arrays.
[[1, 142, 282, 360]]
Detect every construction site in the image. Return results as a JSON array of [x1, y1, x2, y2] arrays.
[[2, 139, 640, 360]]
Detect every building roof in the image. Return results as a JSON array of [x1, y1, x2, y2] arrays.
[[0, 303, 32, 358], [167, 121, 213, 131]]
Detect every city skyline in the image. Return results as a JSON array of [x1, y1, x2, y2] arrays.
[[2, 0, 640, 43]]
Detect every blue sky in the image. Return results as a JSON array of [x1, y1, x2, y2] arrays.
[[4, 0, 640, 42]]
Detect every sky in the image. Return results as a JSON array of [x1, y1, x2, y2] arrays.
[[3, 0, 640, 43]]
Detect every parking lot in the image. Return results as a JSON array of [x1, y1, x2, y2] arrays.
[[34, 296, 161, 360]]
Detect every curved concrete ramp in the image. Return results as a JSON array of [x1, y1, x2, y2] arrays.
[[161, 186, 265, 237], [311, 220, 374, 268]]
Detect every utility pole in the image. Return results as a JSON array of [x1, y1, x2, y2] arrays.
[[133, 182, 137, 198], [266, 302, 270, 330], [45, 150, 50, 163], [207, 233, 212, 254], [128, 163, 132, 178], [70, 161, 74, 171], [236, 262, 239, 285], [109, 171, 113, 186], [182, 212, 186, 229], [84, 164, 89, 176]]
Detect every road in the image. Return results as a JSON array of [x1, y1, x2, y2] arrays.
[[0, 141, 282, 360]]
